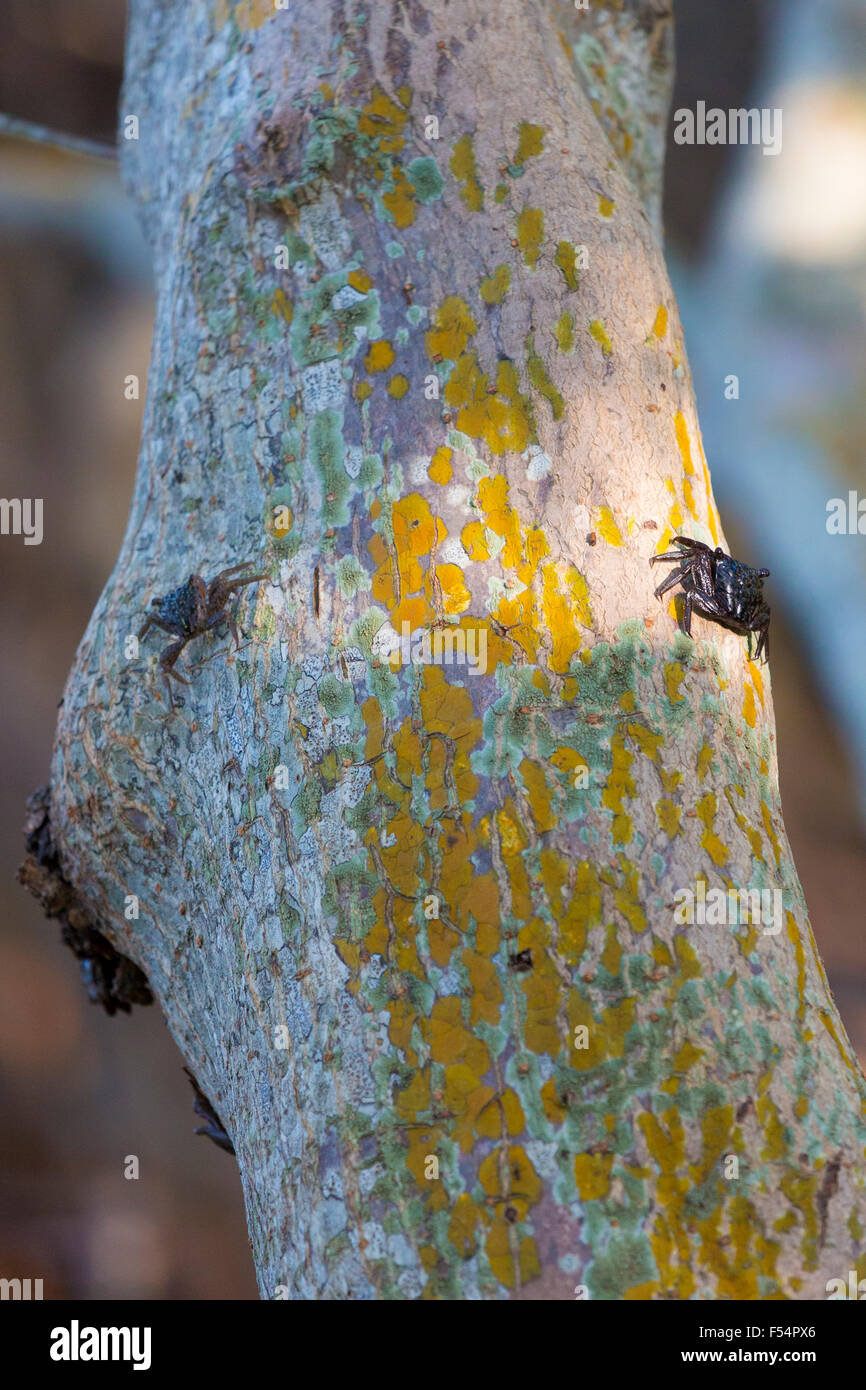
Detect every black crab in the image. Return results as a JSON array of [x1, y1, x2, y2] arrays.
[[650, 536, 771, 662], [138, 561, 266, 705]]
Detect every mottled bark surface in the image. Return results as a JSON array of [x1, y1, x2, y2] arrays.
[[45, 0, 866, 1298]]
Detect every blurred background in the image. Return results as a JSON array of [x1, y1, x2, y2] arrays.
[[0, 0, 863, 1298]]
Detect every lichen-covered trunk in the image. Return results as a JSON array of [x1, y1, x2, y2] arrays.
[[47, 0, 866, 1299]]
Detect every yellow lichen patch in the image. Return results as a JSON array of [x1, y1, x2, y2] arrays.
[[519, 758, 558, 833], [627, 721, 663, 761], [459, 616, 514, 676], [780, 1170, 819, 1269], [521, 947, 562, 1054], [364, 338, 396, 373], [696, 792, 730, 867], [348, 268, 373, 293], [497, 802, 528, 858], [515, 121, 545, 164], [362, 695, 384, 760], [589, 319, 612, 356], [674, 934, 702, 981], [760, 801, 781, 867], [607, 857, 648, 933], [442, 1064, 494, 1152], [485, 1225, 541, 1289], [425, 295, 477, 361], [447, 1193, 480, 1258], [550, 745, 589, 787], [377, 812, 425, 897], [518, 524, 551, 584], [601, 921, 621, 975], [439, 822, 482, 925], [480, 264, 511, 305], [419, 665, 483, 746], [664, 662, 686, 703], [595, 505, 623, 546], [270, 287, 293, 322], [476, 1088, 525, 1140], [742, 680, 757, 728], [602, 730, 636, 845], [674, 1040, 705, 1074], [404, 1124, 449, 1211], [639, 1109, 696, 1298], [747, 660, 765, 706], [389, 595, 430, 636], [460, 519, 490, 562], [425, 996, 491, 1075], [574, 1151, 613, 1199], [559, 859, 602, 961], [271, 504, 293, 537], [461, 949, 504, 1027], [358, 86, 408, 153], [382, 166, 416, 228], [697, 743, 714, 780], [541, 562, 592, 673], [724, 787, 764, 862], [786, 912, 807, 1023], [527, 336, 564, 418], [234, 0, 279, 32], [757, 1095, 787, 1161], [553, 312, 574, 352], [444, 352, 534, 455], [652, 936, 674, 968], [682, 476, 698, 520], [819, 1007, 860, 1080], [597, 195, 615, 217], [393, 720, 423, 786], [674, 410, 696, 476], [475, 475, 523, 566], [479, 1145, 542, 1219], [388, 373, 410, 398], [540, 1076, 567, 1125], [450, 134, 484, 211], [394, 1067, 430, 1120], [392, 493, 442, 566], [426, 563, 471, 615], [656, 797, 681, 838], [652, 305, 668, 339], [555, 240, 579, 290], [367, 533, 397, 606], [516, 207, 544, 267], [354, 380, 372, 402], [428, 445, 453, 485], [427, 917, 461, 966], [568, 992, 636, 1072]]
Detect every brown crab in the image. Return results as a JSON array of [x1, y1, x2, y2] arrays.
[[138, 561, 266, 705]]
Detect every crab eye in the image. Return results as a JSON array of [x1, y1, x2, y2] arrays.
[[759, 569, 770, 577]]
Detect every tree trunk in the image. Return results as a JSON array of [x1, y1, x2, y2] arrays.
[[33, 0, 866, 1299]]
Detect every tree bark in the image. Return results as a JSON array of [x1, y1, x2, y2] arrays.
[[34, 0, 866, 1299]]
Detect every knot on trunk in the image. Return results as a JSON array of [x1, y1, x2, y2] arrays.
[[18, 784, 153, 1016]]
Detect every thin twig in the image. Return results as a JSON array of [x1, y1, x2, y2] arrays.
[[0, 113, 118, 163]]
